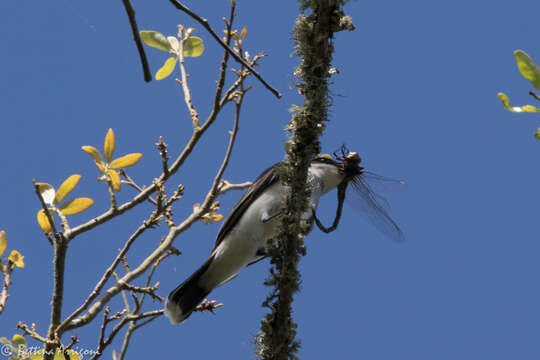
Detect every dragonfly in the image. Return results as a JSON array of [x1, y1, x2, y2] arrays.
[[313, 146, 405, 242]]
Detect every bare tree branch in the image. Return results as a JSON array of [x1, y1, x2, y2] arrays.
[[218, 180, 252, 194], [30, 4, 269, 359], [63, 67, 251, 331], [32, 180, 58, 246], [200, 80, 245, 214], [156, 137, 169, 177], [121, 282, 163, 302], [121, 0, 152, 82], [57, 212, 161, 334], [16, 321, 48, 343], [168, 0, 282, 98], [0, 262, 14, 315], [529, 90, 540, 101], [177, 31, 201, 129]]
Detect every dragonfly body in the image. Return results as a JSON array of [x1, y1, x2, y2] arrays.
[[165, 150, 403, 324]]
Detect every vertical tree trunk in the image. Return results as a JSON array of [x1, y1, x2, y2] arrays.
[[259, 1, 354, 359]]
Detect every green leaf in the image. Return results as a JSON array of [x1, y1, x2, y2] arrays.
[[167, 36, 180, 54], [497, 92, 540, 113], [104, 128, 115, 163], [58, 198, 94, 215], [36, 183, 55, 206], [0, 230, 7, 258], [140, 31, 172, 52], [110, 153, 143, 169], [82, 146, 104, 164], [11, 334, 26, 347], [54, 174, 81, 204], [498, 92, 513, 111], [108, 169, 121, 192], [514, 50, 540, 90], [37, 209, 53, 233], [183, 37, 204, 57], [534, 128, 540, 140], [155, 56, 177, 80], [240, 27, 247, 40], [520, 105, 540, 112]]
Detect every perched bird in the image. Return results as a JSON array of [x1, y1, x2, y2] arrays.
[[165, 149, 404, 324]]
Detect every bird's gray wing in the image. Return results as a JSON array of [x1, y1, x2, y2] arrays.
[[212, 164, 280, 251]]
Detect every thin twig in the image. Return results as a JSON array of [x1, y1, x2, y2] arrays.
[[121, 282, 163, 302], [65, 22, 263, 241], [121, 0, 152, 82], [205, 6, 234, 129], [64, 336, 79, 352], [200, 78, 245, 213], [32, 180, 58, 245], [118, 311, 161, 359], [16, 322, 49, 343], [57, 214, 159, 334], [61, 335, 79, 360], [218, 54, 266, 108], [93, 307, 112, 360], [61, 5, 261, 332], [67, 69, 240, 239], [156, 136, 169, 177], [64, 208, 198, 330], [119, 169, 158, 206], [139, 248, 178, 305], [106, 178, 118, 211], [113, 271, 131, 313], [118, 322, 136, 360], [54, 206, 71, 233], [168, 0, 282, 98], [177, 29, 200, 128], [90, 310, 163, 360], [529, 90, 540, 101], [194, 299, 223, 314], [218, 180, 252, 195], [132, 313, 161, 330]]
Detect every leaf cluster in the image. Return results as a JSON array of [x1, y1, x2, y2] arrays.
[[140, 26, 205, 80], [498, 50, 540, 138]]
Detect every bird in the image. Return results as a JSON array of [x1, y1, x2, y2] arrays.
[[164, 148, 404, 324]]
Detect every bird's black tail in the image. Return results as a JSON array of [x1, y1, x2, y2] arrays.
[[164, 257, 213, 324]]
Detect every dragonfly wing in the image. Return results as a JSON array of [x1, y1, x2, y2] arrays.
[[361, 171, 407, 192], [347, 175, 405, 242]]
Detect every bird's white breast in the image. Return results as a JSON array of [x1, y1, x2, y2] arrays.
[[202, 162, 345, 289]]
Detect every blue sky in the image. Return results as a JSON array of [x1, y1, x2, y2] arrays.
[[2, 0, 540, 359]]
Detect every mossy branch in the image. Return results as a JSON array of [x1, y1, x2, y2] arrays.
[[258, 1, 354, 359]]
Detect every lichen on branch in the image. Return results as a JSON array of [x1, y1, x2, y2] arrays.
[[258, 1, 354, 359]]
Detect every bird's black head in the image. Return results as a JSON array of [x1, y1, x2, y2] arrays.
[[333, 145, 364, 180]]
